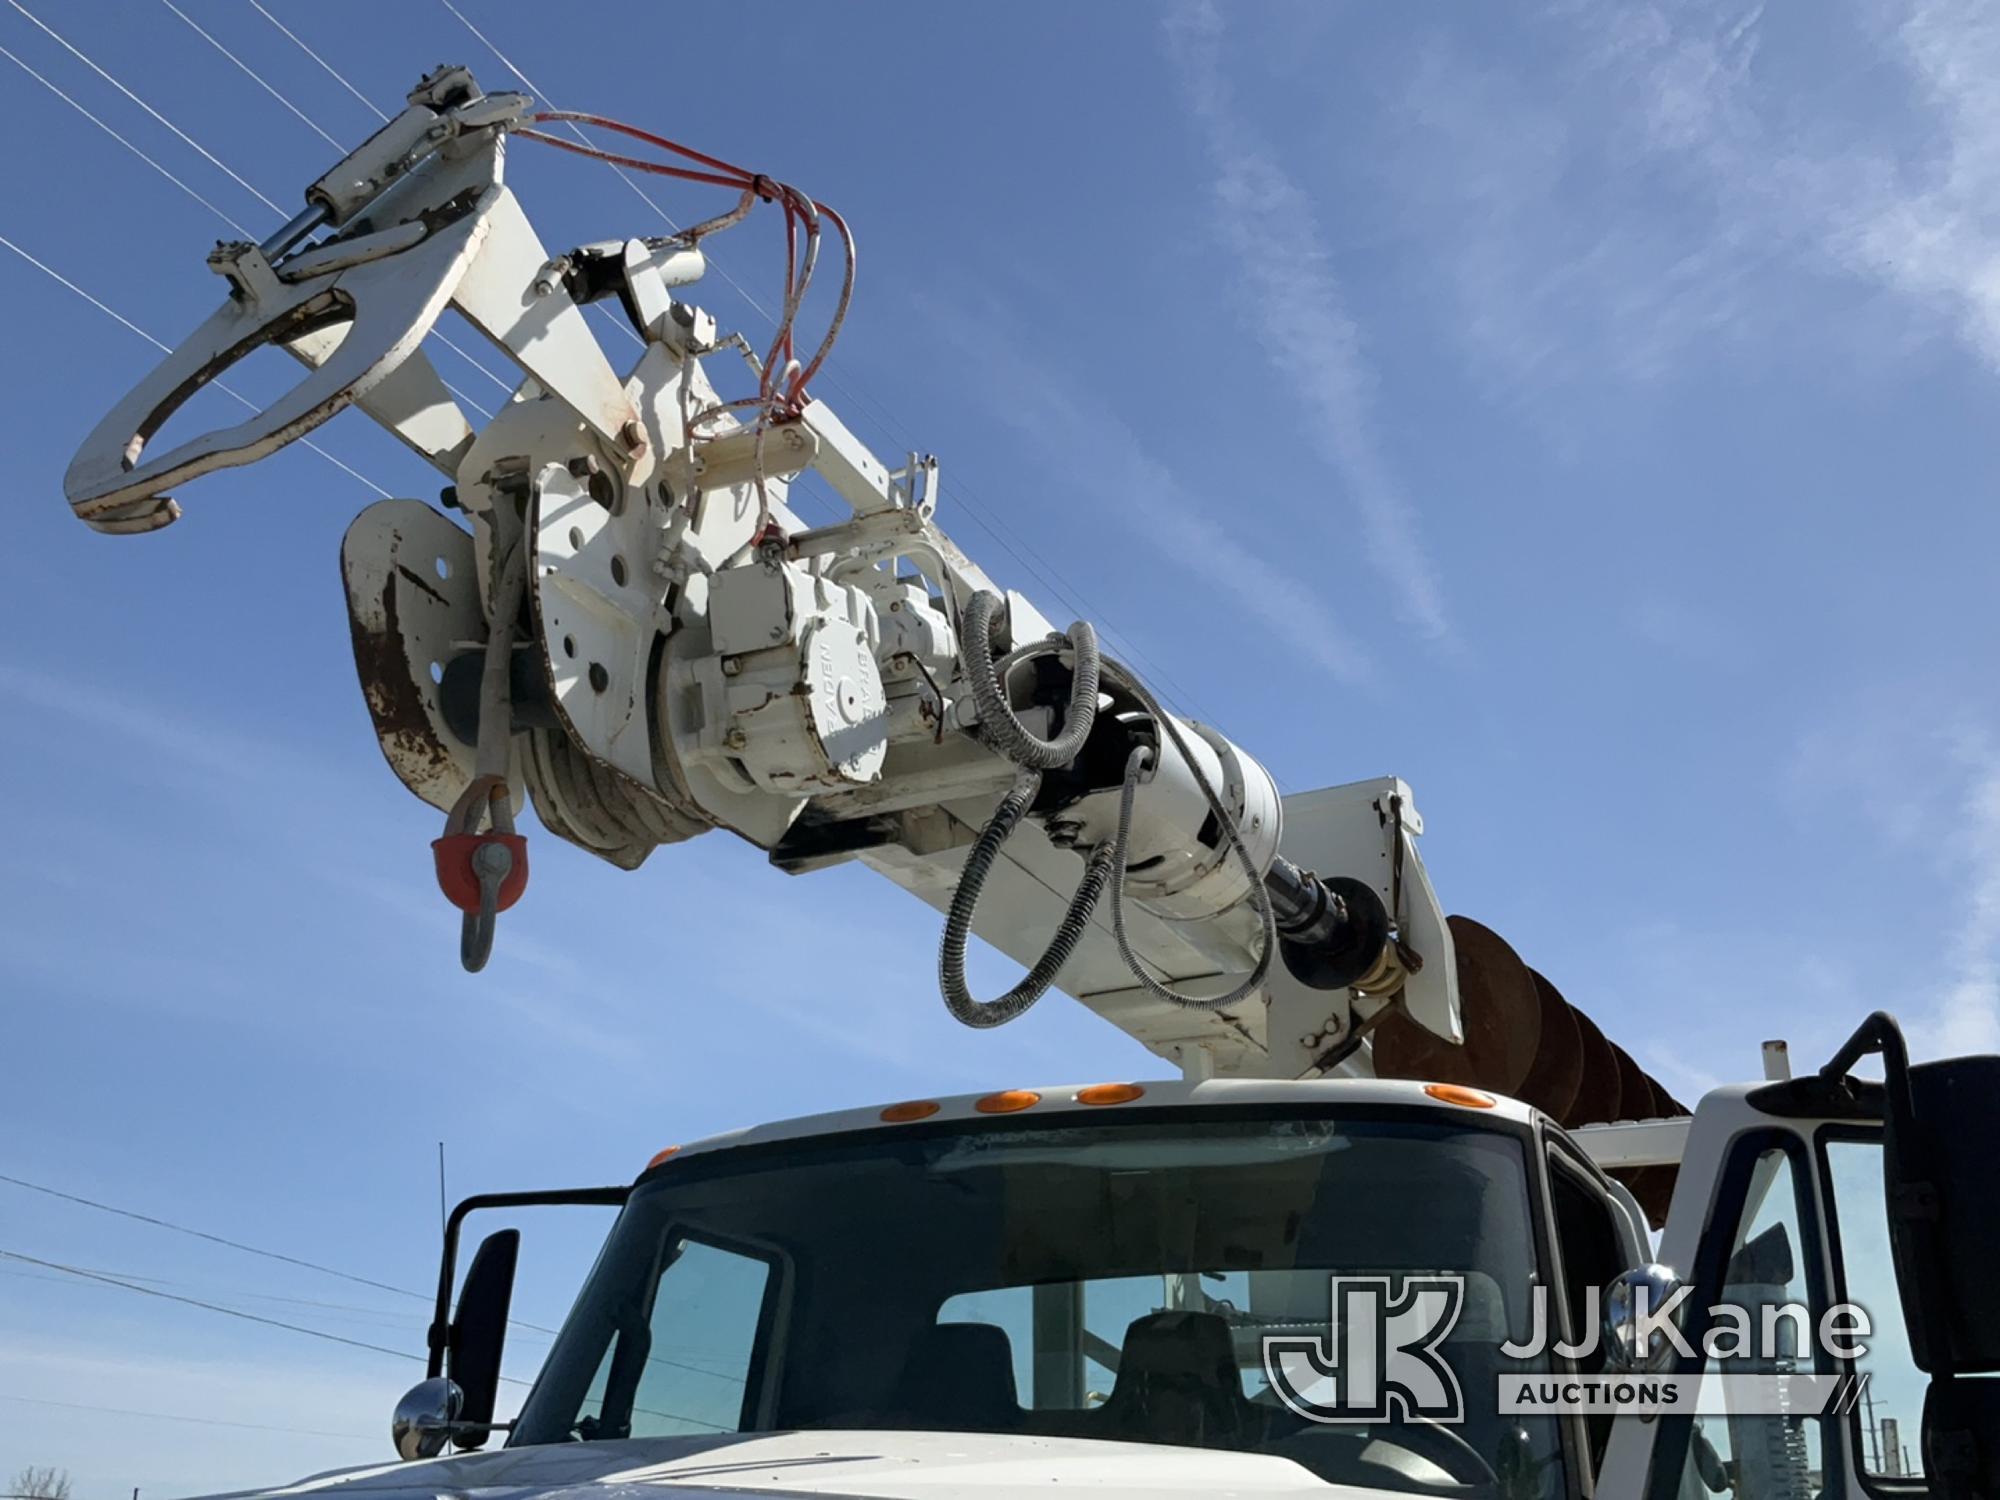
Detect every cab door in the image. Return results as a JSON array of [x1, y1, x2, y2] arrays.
[[1599, 1015, 2000, 1499]]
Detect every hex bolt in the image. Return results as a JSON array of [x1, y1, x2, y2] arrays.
[[723, 727, 748, 750], [619, 419, 648, 457]]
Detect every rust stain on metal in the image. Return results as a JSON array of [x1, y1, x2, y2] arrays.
[[346, 558, 455, 787], [394, 561, 450, 609]]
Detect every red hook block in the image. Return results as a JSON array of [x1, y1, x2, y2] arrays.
[[432, 833, 530, 915]]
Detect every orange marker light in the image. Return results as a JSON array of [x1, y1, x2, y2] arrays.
[[880, 1100, 941, 1123], [1424, 1083, 1497, 1110], [974, 1089, 1042, 1115], [644, 1145, 682, 1170], [1076, 1083, 1146, 1107]]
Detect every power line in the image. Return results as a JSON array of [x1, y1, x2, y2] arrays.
[[0, 1392, 371, 1443], [0, 1169, 746, 1394], [430, 5, 1218, 727], [0, 1260, 408, 1321], [246, 0, 386, 122], [0, 231, 392, 499], [0, 1248, 421, 1365], [0, 1248, 549, 1395], [0, 1171, 421, 1304], [7, 0, 283, 214], [38, 0, 1222, 727], [0, 42, 252, 236], [0, 1167, 578, 1346], [214, 0, 1208, 719], [156, 0, 342, 149], [0, 21, 504, 412]]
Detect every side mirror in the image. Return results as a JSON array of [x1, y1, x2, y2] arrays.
[[1823, 1014, 2000, 1375], [392, 1376, 464, 1460], [445, 1228, 519, 1450], [1823, 1014, 2000, 1500], [1603, 1264, 1688, 1373]]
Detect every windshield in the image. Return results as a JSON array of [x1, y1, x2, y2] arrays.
[[512, 1107, 1565, 1497]]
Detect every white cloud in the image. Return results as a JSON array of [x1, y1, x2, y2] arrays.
[[1781, 703, 2000, 1059], [921, 293, 1375, 685], [1389, 0, 2000, 404], [1918, 738, 2000, 1054], [1161, 0, 1451, 642]]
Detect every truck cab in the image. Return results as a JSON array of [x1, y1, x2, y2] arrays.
[[496, 1078, 1627, 1496], [357, 1024, 1996, 1500]]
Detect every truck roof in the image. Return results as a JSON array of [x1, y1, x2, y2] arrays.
[[644, 1075, 1548, 1174]]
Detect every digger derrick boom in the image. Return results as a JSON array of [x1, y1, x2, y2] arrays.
[[61, 65, 1688, 1219]]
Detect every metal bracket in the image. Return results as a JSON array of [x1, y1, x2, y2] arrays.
[[64, 122, 510, 532], [341, 498, 497, 813]]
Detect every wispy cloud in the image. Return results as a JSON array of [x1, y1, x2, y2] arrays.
[[923, 294, 1374, 685], [1783, 700, 2000, 1059], [1919, 737, 2000, 1054], [1388, 0, 2000, 408], [1161, 0, 1451, 642]]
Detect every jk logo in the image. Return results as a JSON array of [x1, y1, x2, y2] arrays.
[[1263, 1276, 1466, 1424]]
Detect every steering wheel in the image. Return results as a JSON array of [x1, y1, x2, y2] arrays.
[[1269, 1411, 1501, 1493], [1377, 1415, 1501, 1489]]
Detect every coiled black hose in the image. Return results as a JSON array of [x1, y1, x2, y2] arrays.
[[938, 766, 1119, 1028], [961, 591, 1100, 769]]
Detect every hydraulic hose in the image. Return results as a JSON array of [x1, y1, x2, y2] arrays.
[[1101, 684, 1278, 1012], [961, 591, 1100, 770], [938, 766, 1118, 1028], [936, 600, 1277, 1027]]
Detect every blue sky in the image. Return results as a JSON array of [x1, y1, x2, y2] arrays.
[[1, 0, 1996, 1490]]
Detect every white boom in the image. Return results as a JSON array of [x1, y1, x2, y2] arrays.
[[66, 66, 1468, 1084]]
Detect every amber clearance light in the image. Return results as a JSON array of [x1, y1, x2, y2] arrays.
[[1076, 1083, 1146, 1106], [1423, 1083, 1497, 1109], [644, 1145, 682, 1170], [974, 1089, 1042, 1114], [880, 1100, 942, 1123]]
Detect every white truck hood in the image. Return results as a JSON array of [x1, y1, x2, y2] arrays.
[[220, 1431, 1401, 1500]]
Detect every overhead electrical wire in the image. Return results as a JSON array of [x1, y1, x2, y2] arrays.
[[18, 2, 1230, 740], [429, 2, 1222, 733], [0, 42, 252, 236], [20, 0, 1220, 732], [0, 1261, 420, 1328], [0, 1169, 425, 1303], [156, 0, 341, 150], [3, 0, 511, 409], [0, 1247, 427, 1365], [0, 1169, 743, 1390], [0, 1392, 372, 1443], [7, 0, 282, 213], [8, 1244, 726, 1430], [0, 50, 470, 415], [0, 232, 393, 499], [247, 0, 386, 122]]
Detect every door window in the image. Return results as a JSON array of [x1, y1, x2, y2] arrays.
[[1547, 1160, 1628, 1471], [1824, 1137, 1928, 1481], [571, 1234, 770, 1439], [1661, 1141, 1827, 1500]]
